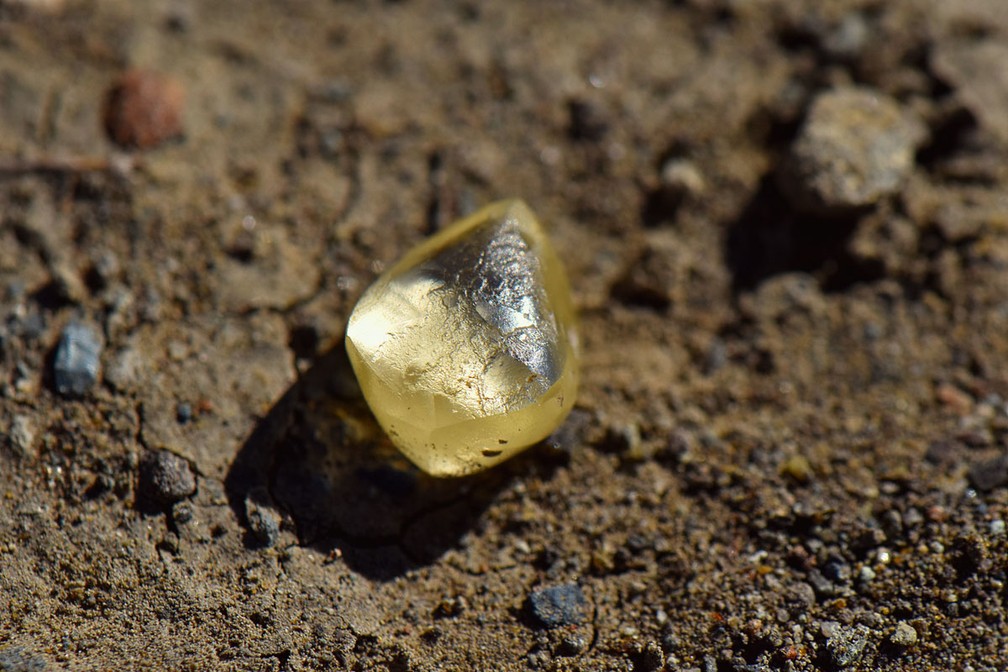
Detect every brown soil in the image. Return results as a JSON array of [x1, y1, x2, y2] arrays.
[[2, 0, 1008, 670]]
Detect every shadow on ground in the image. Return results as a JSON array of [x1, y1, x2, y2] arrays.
[[723, 173, 885, 293], [224, 333, 525, 581]]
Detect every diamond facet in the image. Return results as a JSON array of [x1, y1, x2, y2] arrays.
[[345, 199, 579, 477]]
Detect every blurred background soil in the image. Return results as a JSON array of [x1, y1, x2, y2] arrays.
[[1, 0, 1008, 670]]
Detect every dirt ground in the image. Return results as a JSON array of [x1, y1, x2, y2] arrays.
[[2, 0, 1008, 669]]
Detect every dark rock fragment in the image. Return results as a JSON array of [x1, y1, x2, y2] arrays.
[[244, 489, 281, 548], [528, 583, 587, 628], [968, 454, 1008, 492], [555, 634, 585, 657], [139, 449, 196, 506]]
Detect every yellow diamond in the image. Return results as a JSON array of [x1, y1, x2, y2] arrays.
[[345, 199, 579, 477]]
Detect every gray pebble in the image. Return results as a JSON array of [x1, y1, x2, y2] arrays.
[[139, 450, 196, 505], [528, 583, 587, 628], [244, 489, 281, 548], [780, 87, 923, 215], [807, 568, 838, 597], [824, 623, 869, 667], [890, 622, 917, 647], [53, 322, 102, 396]]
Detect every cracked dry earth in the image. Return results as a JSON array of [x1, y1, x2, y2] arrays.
[[3, 0, 1008, 670]]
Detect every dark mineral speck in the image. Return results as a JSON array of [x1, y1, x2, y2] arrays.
[[53, 322, 102, 397], [175, 402, 193, 424], [528, 583, 587, 628]]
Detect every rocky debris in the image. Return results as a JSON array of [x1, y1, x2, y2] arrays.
[[138, 450, 197, 506], [528, 583, 587, 628], [890, 622, 918, 648], [780, 87, 924, 215], [103, 69, 186, 149], [52, 322, 102, 396], [821, 621, 869, 667], [244, 489, 281, 548]]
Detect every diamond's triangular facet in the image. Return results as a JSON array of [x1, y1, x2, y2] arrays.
[[346, 199, 579, 477]]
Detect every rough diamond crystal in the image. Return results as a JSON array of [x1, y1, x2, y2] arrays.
[[345, 199, 579, 477]]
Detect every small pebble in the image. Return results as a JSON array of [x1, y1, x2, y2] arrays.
[[807, 569, 837, 597], [8, 415, 36, 456], [780, 87, 923, 215], [53, 322, 102, 396], [780, 454, 812, 484], [139, 449, 196, 505], [890, 622, 917, 647], [968, 455, 1008, 492], [660, 158, 706, 198], [528, 583, 587, 628], [822, 557, 851, 584], [103, 69, 186, 149], [176, 402, 193, 424], [824, 623, 869, 667], [244, 490, 281, 548], [555, 634, 586, 657], [172, 501, 194, 525], [990, 519, 1006, 536]]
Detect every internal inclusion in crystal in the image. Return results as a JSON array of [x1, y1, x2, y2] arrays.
[[345, 199, 579, 477]]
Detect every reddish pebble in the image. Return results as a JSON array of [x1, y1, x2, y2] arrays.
[[103, 69, 185, 149]]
